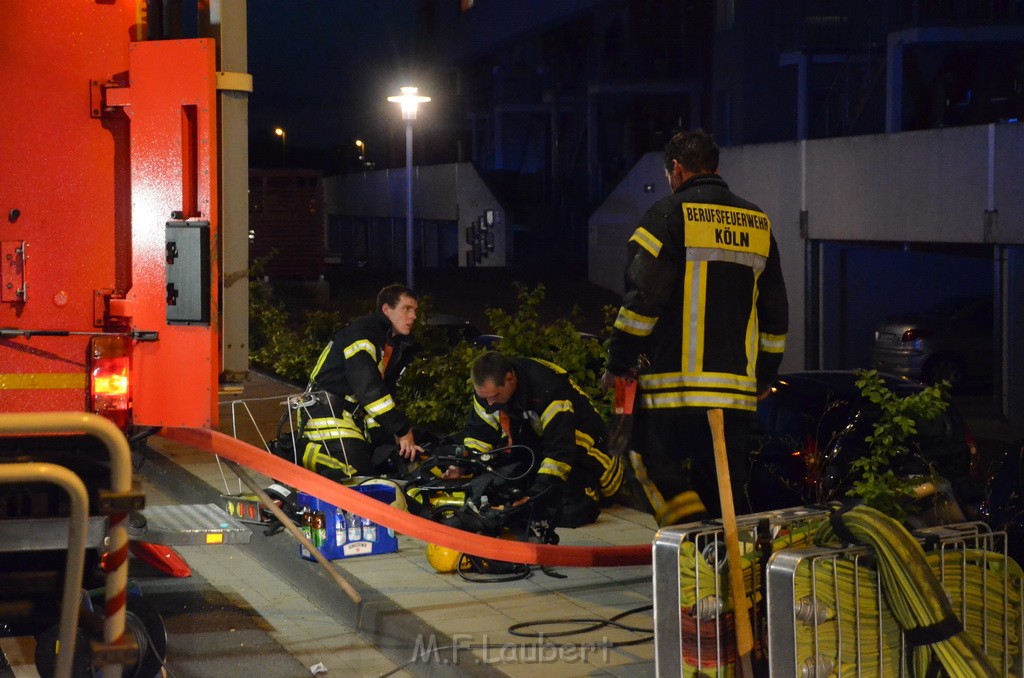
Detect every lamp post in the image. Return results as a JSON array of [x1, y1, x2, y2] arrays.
[[355, 139, 365, 160], [274, 127, 286, 163], [387, 86, 430, 289]]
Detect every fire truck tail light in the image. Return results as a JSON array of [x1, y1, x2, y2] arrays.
[[90, 335, 131, 427]]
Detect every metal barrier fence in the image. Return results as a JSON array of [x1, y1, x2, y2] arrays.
[[654, 509, 1023, 677], [653, 506, 832, 676], [768, 521, 1022, 677]]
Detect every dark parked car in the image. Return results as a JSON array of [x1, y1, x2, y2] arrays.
[[871, 295, 994, 388], [748, 371, 980, 523]]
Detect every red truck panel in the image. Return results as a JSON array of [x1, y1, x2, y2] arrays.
[[0, 2, 219, 428]]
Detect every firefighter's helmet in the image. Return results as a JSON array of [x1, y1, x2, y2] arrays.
[[426, 543, 468, 573], [356, 478, 408, 512]]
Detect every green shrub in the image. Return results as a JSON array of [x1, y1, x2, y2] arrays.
[[397, 283, 613, 435], [847, 370, 950, 519], [250, 276, 613, 435], [247, 256, 342, 383]]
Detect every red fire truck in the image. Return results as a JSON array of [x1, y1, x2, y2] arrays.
[[1, 2, 249, 674]]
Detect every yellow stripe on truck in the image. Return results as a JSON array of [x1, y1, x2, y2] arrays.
[[0, 373, 88, 390]]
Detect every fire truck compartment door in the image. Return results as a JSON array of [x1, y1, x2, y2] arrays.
[[126, 40, 220, 429]]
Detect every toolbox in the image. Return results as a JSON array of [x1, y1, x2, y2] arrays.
[[296, 485, 399, 561]]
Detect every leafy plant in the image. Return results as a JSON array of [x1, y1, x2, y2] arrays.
[[248, 254, 342, 383], [250, 275, 613, 435], [397, 283, 614, 435], [847, 370, 951, 519]]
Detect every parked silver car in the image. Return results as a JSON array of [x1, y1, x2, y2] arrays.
[[871, 295, 993, 387]]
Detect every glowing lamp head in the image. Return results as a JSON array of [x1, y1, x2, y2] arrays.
[[387, 86, 431, 120]]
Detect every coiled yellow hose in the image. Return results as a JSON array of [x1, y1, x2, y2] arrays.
[[676, 508, 1022, 677]]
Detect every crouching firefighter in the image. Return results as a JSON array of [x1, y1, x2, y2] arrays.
[[444, 351, 624, 534], [298, 284, 423, 481]]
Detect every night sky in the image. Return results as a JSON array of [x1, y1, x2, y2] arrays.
[[246, 2, 421, 170]]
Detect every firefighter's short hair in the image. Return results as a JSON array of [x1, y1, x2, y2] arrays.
[[471, 351, 513, 387], [377, 283, 417, 310], [664, 129, 719, 174]]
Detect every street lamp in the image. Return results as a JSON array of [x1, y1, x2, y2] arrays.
[[387, 86, 430, 289], [355, 139, 365, 160], [274, 127, 286, 163]]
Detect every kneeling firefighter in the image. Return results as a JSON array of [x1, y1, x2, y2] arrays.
[[297, 284, 424, 481], [442, 351, 624, 533]]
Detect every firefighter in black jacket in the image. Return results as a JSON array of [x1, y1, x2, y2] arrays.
[[301, 284, 423, 480], [447, 351, 623, 528], [603, 129, 788, 527]]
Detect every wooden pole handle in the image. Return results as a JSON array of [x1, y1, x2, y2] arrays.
[[707, 408, 755, 677]]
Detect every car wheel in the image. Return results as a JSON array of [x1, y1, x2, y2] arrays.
[[923, 356, 965, 388]]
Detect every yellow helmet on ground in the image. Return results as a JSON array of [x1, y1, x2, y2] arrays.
[[426, 543, 469, 573]]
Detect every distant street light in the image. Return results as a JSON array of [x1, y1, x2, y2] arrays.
[[274, 127, 286, 163], [355, 139, 365, 160], [387, 86, 430, 289]]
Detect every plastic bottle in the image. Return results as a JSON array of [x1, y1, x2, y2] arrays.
[[362, 516, 377, 542], [335, 507, 346, 546], [347, 512, 362, 541]]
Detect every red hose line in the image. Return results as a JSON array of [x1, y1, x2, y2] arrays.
[[158, 427, 652, 568]]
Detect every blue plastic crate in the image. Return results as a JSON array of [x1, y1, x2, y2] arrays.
[[296, 485, 398, 560]]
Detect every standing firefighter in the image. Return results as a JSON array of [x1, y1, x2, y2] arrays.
[[603, 129, 788, 527], [301, 284, 423, 480]]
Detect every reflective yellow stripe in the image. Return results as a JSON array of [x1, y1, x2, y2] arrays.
[[539, 399, 572, 430], [342, 339, 376, 360], [574, 430, 595, 449], [588, 449, 623, 497], [655, 490, 707, 527], [302, 442, 357, 476], [687, 246, 767, 270], [464, 437, 493, 453], [472, 398, 500, 431], [304, 429, 365, 441], [308, 342, 333, 382], [304, 416, 350, 429], [640, 391, 756, 411], [682, 260, 708, 373], [746, 288, 759, 377], [537, 458, 571, 481], [629, 226, 662, 257], [630, 450, 664, 514], [759, 332, 786, 353], [613, 307, 657, 337], [365, 394, 395, 416], [529, 358, 566, 375], [0, 373, 88, 390], [639, 371, 757, 392], [304, 412, 364, 441]]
